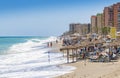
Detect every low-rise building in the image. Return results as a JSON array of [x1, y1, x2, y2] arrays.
[[69, 23, 91, 35]]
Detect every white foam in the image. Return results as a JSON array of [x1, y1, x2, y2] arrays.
[[0, 36, 75, 78]]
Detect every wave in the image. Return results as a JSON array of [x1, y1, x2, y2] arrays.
[[6, 36, 56, 53], [0, 36, 75, 78]]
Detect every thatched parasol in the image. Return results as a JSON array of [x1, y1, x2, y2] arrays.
[[60, 45, 77, 51]]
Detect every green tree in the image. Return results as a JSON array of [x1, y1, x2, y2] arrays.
[[101, 26, 110, 36]]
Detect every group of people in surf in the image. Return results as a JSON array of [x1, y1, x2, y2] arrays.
[[47, 42, 52, 47]]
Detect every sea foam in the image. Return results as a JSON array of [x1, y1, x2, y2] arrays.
[[0, 36, 75, 78]]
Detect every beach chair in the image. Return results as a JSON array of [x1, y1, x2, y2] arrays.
[[89, 55, 99, 62]]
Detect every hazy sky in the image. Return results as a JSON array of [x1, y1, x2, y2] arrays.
[[0, 0, 120, 36]]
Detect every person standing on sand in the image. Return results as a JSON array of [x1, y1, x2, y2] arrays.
[[82, 53, 85, 59], [50, 42, 52, 47], [56, 39, 58, 43]]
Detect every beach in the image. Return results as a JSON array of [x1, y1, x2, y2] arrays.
[[55, 60, 120, 78], [1, 0, 120, 78], [0, 37, 120, 78], [53, 41, 120, 78]]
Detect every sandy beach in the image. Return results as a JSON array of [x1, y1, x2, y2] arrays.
[[55, 60, 120, 78], [52, 41, 120, 78]]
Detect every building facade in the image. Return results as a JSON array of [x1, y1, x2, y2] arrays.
[[103, 7, 113, 27], [69, 23, 90, 35], [69, 23, 82, 34], [91, 16, 97, 33], [97, 13, 103, 34], [103, 2, 120, 31]]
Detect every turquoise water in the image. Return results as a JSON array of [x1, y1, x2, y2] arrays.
[[0, 36, 47, 54]]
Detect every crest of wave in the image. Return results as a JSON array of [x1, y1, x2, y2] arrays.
[[7, 36, 57, 53]]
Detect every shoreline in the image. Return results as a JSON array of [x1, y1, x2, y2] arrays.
[[52, 41, 120, 78], [50, 41, 77, 77]]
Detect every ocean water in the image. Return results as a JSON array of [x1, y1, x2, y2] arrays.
[[0, 36, 75, 78]]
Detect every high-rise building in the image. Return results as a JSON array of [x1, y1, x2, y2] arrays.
[[113, 3, 120, 31], [97, 13, 103, 34], [103, 7, 113, 27], [91, 16, 97, 33], [103, 2, 120, 31]]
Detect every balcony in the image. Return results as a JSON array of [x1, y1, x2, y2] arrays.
[[118, 8, 120, 12]]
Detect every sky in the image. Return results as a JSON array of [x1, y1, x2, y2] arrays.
[[0, 0, 120, 36]]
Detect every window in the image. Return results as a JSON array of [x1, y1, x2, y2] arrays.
[[118, 13, 120, 17], [118, 13, 120, 22], [117, 23, 120, 31], [118, 6, 120, 12]]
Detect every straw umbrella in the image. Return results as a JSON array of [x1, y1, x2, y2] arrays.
[[60, 45, 78, 63]]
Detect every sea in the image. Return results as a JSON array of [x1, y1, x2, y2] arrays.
[[0, 36, 75, 78]]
